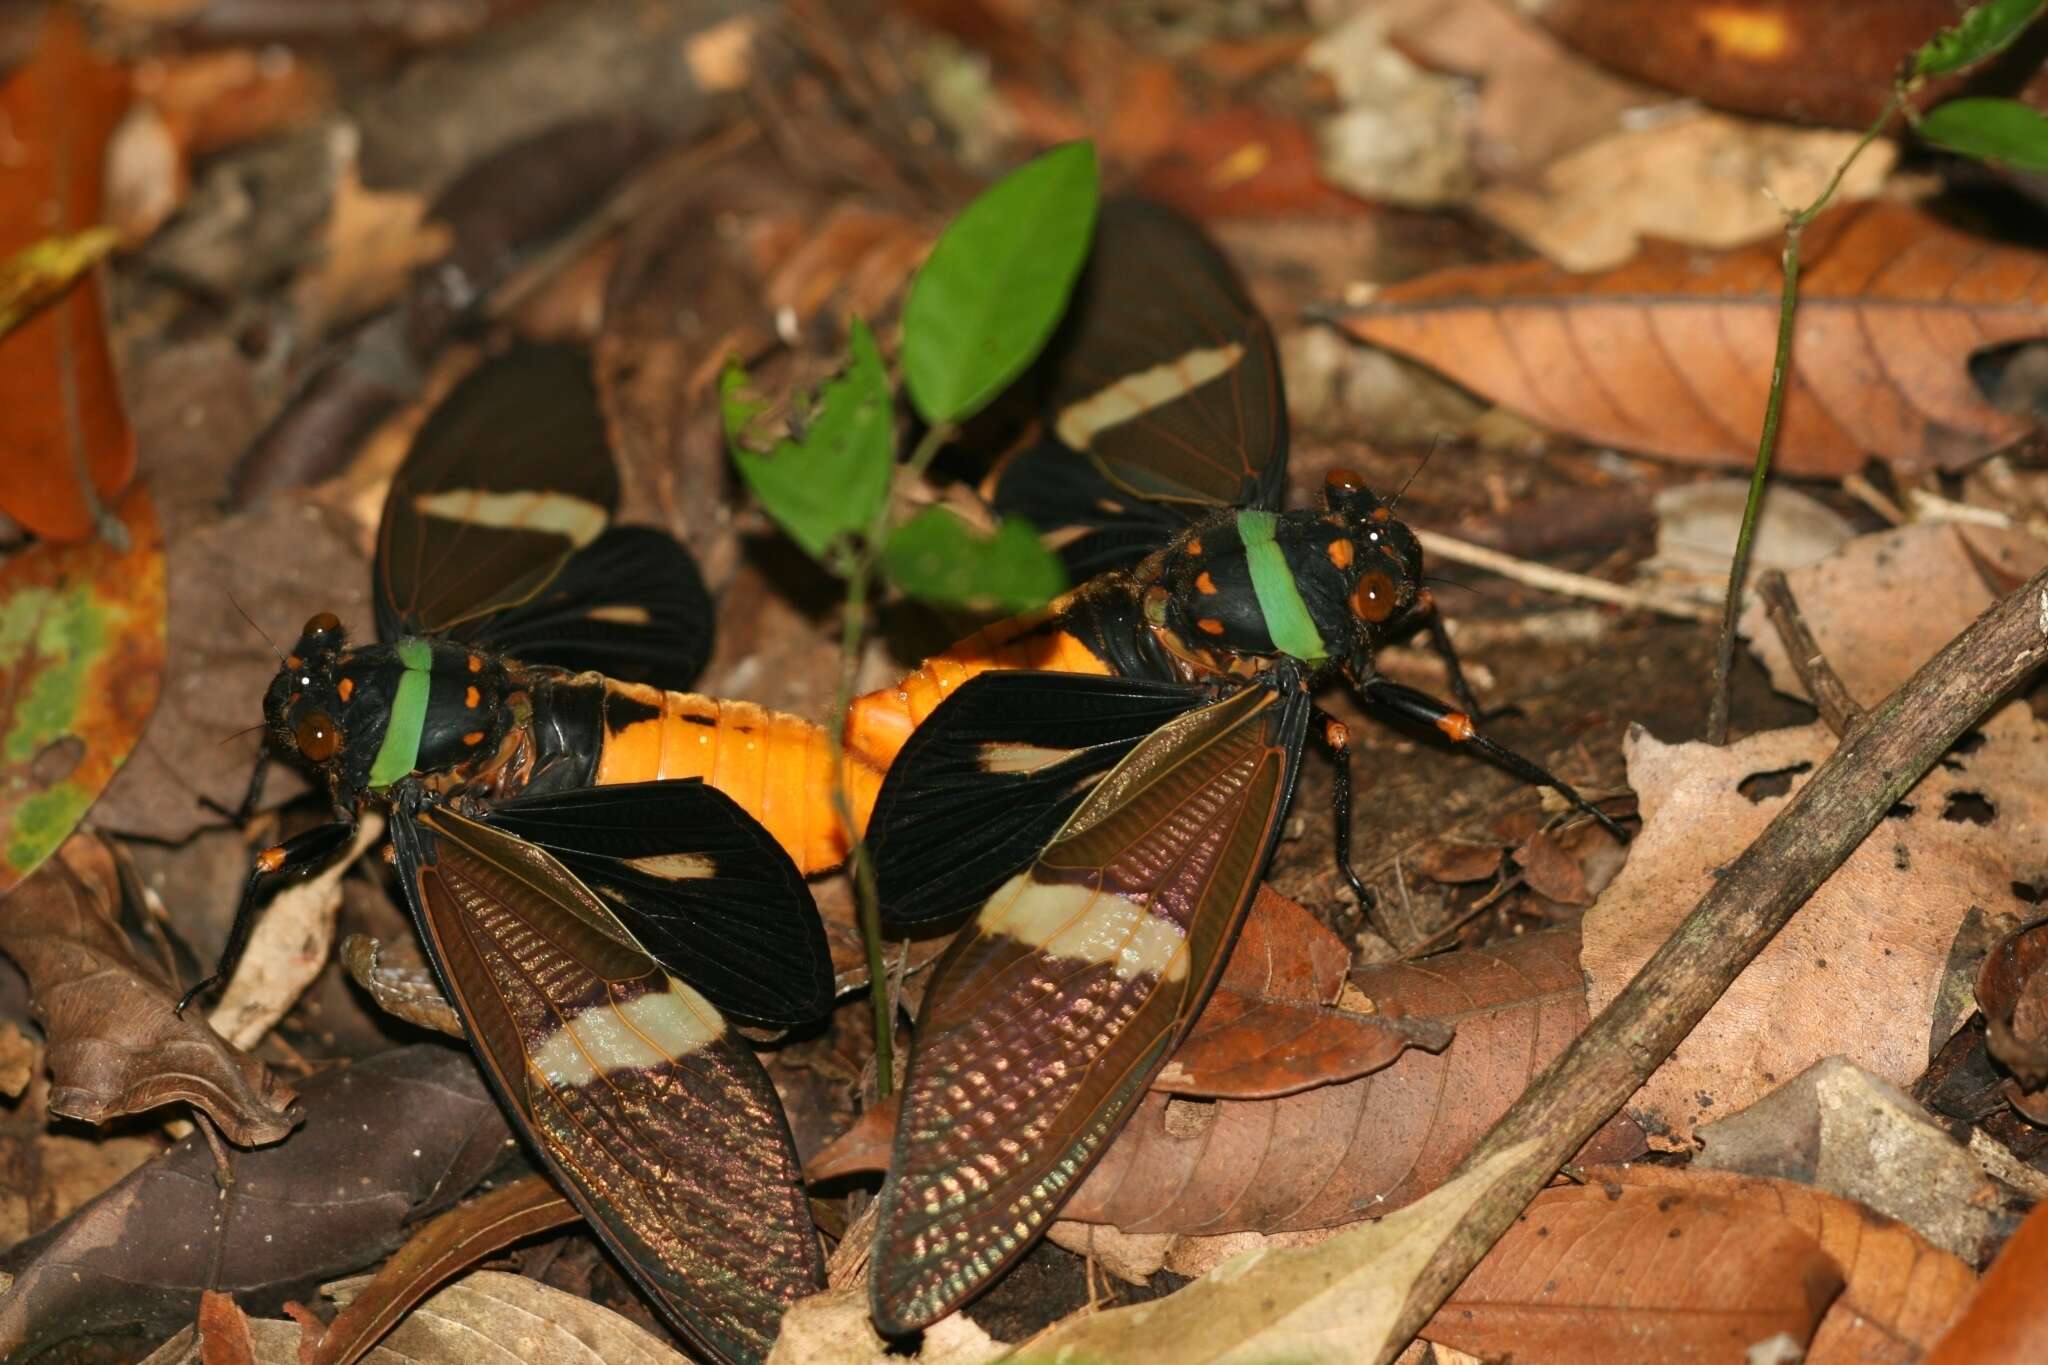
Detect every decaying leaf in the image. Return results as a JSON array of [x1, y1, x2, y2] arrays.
[[341, 932, 463, 1037], [1421, 1180, 1844, 1361], [198, 1290, 258, 1365], [1695, 1057, 1998, 1263], [1587, 1165, 1976, 1362], [1063, 929, 1643, 1235], [297, 1176, 577, 1365], [1923, 1197, 2048, 1364], [0, 486, 165, 890], [1337, 202, 2048, 476], [1976, 915, 2048, 1117], [1013, 1138, 1543, 1364], [290, 123, 453, 335], [1637, 479, 1856, 604], [766, 1285, 1001, 1365], [0, 7, 137, 542], [0, 834, 298, 1145], [0, 1045, 513, 1362]]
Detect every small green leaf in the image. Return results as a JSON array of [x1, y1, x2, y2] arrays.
[[1919, 97, 2048, 171], [902, 141, 1100, 426], [1913, 0, 2044, 77], [724, 319, 895, 566], [882, 509, 1068, 612]]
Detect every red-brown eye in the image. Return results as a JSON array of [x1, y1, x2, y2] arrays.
[[296, 711, 341, 761], [1325, 467, 1364, 493], [303, 611, 341, 638], [1349, 571, 1397, 623]]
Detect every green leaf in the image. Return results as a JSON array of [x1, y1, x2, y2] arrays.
[[902, 141, 1100, 426], [882, 508, 1068, 612], [1913, 0, 2044, 77], [724, 319, 895, 566], [1919, 97, 2048, 171]]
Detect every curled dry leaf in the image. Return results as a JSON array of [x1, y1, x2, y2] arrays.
[[0, 1045, 513, 1362], [341, 932, 463, 1037], [0, 7, 136, 542], [1337, 202, 2048, 476], [1976, 915, 2048, 1118], [0, 834, 298, 1145], [1063, 928, 1643, 1235], [1015, 1138, 1544, 1365], [1586, 1165, 1976, 1362], [0, 485, 165, 891], [1422, 1181, 1844, 1361]]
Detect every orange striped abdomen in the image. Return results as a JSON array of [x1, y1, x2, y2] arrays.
[[593, 683, 882, 875], [843, 611, 1114, 779]]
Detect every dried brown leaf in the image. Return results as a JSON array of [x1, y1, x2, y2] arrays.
[[1338, 202, 2048, 476], [0, 834, 298, 1145], [1977, 915, 2048, 1118], [1423, 1182, 1843, 1360], [1925, 1197, 2048, 1364], [1590, 1165, 1976, 1363]]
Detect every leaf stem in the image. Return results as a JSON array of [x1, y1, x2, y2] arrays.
[[825, 418, 957, 1098], [1704, 85, 1910, 744]]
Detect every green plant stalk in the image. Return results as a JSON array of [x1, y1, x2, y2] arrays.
[[826, 418, 958, 1098], [1704, 86, 1911, 744]]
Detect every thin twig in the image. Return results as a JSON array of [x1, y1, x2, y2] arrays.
[[1757, 569, 1866, 737], [1413, 530, 1716, 623], [1377, 567, 2048, 1363], [1704, 87, 1909, 743]]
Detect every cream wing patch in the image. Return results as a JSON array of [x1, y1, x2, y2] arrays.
[[977, 742, 1084, 776], [529, 976, 724, 1088], [977, 873, 1188, 983], [414, 488, 608, 547], [624, 852, 719, 879], [1054, 342, 1244, 452]]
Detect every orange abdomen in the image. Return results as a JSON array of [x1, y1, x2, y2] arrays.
[[593, 684, 882, 875], [843, 610, 1114, 780]]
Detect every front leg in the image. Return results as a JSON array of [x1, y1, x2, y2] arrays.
[[175, 819, 361, 1014]]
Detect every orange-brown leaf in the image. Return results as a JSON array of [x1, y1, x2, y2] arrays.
[[1061, 927, 1643, 1235], [1925, 1198, 2048, 1365], [0, 9, 136, 541], [0, 485, 164, 890], [0, 835, 300, 1146], [1423, 1182, 1844, 1361], [1591, 1165, 1976, 1363], [1337, 202, 2047, 477]]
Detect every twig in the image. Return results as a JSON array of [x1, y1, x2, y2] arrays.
[[1704, 87, 1909, 743], [1377, 567, 2048, 1364], [1757, 569, 1866, 737], [1413, 530, 1716, 623]]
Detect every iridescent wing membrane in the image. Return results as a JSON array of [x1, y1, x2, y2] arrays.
[[870, 673, 1310, 1331]]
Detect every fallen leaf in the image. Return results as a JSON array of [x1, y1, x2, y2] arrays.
[[0, 485, 165, 890], [0, 834, 298, 1145], [1588, 1164, 1976, 1362], [1064, 928, 1644, 1234], [0, 1045, 513, 1362], [1695, 1057, 1998, 1262], [0, 228, 117, 337], [0, 8, 136, 542], [1531, 0, 2048, 130], [767, 1284, 1001, 1365], [133, 47, 332, 159], [291, 123, 452, 335], [90, 493, 369, 843], [1977, 915, 2048, 1118], [1134, 106, 1370, 220], [298, 1176, 577, 1365], [1474, 107, 1891, 271], [198, 1291, 257, 1365], [1337, 202, 2048, 476], [340, 932, 463, 1037], [1013, 1138, 1543, 1364], [1304, 6, 1474, 207], [1637, 478, 1856, 604], [1510, 830, 1591, 906], [1421, 1181, 1843, 1361], [1924, 1196, 2048, 1364]]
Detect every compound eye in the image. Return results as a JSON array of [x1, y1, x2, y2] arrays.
[[295, 711, 341, 762], [303, 611, 341, 639], [1350, 571, 1397, 624]]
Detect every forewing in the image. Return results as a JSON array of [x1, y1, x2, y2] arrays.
[[460, 525, 714, 692], [990, 197, 1286, 570], [865, 672, 1208, 928], [392, 806, 824, 1365], [482, 781, 832, 1026], [375, 344, 620, 641], [869, 678, 1310, 1332], [986, 436, 1193, 580]]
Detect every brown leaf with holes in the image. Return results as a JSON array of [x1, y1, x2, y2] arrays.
[[0, 834, 299, 1146], [1531, 0, 2048, 130], [1590, 1165, 1976, 1363], [1337, 201, 2048, 476], [1422, 1180, 1843, 1360], [1060, 927, 1642, 1235]]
